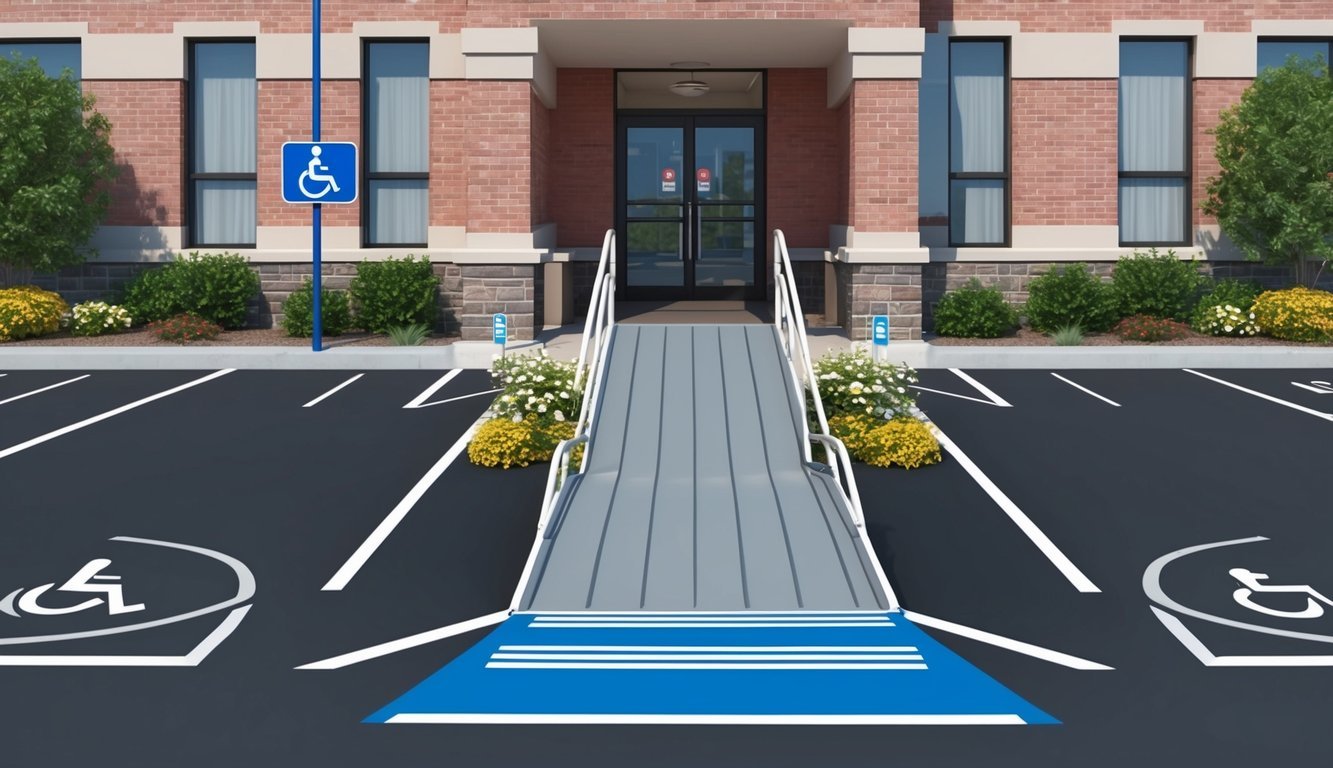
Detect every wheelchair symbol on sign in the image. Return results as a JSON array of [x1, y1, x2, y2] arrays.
[[298, 146, 342, 200], [0, 559, 145, 618], [1230, 568, 1333, 620]]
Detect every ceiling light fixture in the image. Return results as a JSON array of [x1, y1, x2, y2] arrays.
[[669, 71, 710, 97]]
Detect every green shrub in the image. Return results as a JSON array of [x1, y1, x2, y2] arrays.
[[1050, 325, 1084, 346], [0, 285, 67, 341], [1024, 263, 1118, 332], [1112, 314, 1192, 342], [146, 313, 221, 343], [932, 279, 1019, 338], [350, 256, 437, 333], [490, 351, 582, 427], [812, 350, 919, 420], [1112, 249, 1207, 321], [281, 278, 352, 337], [122, 252, 259, 329], [1250, 287, 1333, 342], [1194, 303, 1260, 337], [387, 323, 431, 346], [1191, 279, 1264, 332], [70, 300, 132, 336]]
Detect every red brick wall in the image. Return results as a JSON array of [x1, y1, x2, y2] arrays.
[[256, 80, 360, 228], [530, 90, 550, 228], [848, 79, 918, 232], [1010, 80, 1117, 226], [767, 69, 840, 248], [920, 1, 1330, 33], [467, 80, 531, 233], [837, 96, 851, 228], [549, 69, 614, 246], [0, 1, 467, 33], [88, 81, 182, 227], [1193, 79, 1249, 228], [432, 80, 468, 229]]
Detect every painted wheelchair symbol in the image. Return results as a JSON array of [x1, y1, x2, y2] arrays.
[[0, 558, 145, 618], [1230, 568, 1333, 620], [298, 145, 342, 200]]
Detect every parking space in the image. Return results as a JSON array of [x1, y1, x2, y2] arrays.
[[0, 365, 1330, 766]]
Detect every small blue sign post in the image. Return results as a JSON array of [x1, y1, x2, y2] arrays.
[[872, 315, 890, 345], [493, 313, 508, 355]]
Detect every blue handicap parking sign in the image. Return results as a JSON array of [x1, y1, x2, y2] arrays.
[[872, 315, 890, 346], [281, 142, 358, 204], [493, 313, 508, 345]]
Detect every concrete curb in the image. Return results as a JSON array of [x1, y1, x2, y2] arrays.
[[1, 339, 1328, 370]]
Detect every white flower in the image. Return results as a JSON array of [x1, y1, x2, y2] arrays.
[[553, 410, 565, 421], [537, 404, 547, 413], [1223, 325, 1233, 333]]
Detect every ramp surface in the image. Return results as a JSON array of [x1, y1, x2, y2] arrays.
[[520, 324, 888, 612], [368, 612, 1055, 724]]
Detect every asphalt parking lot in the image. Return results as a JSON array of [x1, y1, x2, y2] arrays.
[[0, 365, 1330, 766]]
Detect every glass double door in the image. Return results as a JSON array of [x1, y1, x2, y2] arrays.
[[618, 116, 764, 300]]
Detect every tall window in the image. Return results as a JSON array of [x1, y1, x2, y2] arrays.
[[1118, 40, 1190, 246], [4, 41, 81, 81], [364, 42, 429, 246], [949, 40, 1008, 246], [189, 42, 257, 247], [1257, 39, 1332, 73]]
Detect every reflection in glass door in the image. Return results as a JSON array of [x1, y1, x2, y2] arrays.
[[618, 116, 763, 300]]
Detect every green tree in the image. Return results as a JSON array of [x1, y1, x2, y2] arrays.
[[0, 55, 117, 284], [1202, 56, 1333, 286]]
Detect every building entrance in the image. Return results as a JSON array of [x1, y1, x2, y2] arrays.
[[617, 115, 765, 301]]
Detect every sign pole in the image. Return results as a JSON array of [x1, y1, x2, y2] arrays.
[[311, 0, 323, 352]]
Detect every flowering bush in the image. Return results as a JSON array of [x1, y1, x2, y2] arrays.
[[69, 301, 132, 336], [490, 351, 583, 426], [0, 286, 68, 341], [812, 351, 918, 421], [1112, 314, 1192, 342], [1250, 287, 1333, 343], [468, 415, 581, 469], [829, 414, 941, 469], [146, 313, 221, 343], [1194, 304, 1260, 337], [1191, 279, 1263, 332]]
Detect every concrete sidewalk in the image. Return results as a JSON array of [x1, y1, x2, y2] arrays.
[[1, 327, 1329, 370]]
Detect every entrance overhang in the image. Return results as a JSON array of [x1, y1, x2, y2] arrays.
[[533, 19, 852, 69]]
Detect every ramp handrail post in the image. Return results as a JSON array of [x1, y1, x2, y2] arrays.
[[773, 229, 835, 471]]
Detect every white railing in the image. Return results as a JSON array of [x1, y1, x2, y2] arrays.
[[773, 229, 863, 527], [538, 228, 615, 533]]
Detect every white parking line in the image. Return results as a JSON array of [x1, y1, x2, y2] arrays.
[[296, 610, 510, 670], [0, 370, 235, 461], [1184, 369, 1333, 422], [403, 369, 462, 409], [951, 369, 1013, 407], [1050, 373, 1121, 407], [928, 422, 1102, 593], [903, 610, 1112, 670], [302, 374, 364, 408], [322, 418, 482, 591], [0, 374, 90, 406]]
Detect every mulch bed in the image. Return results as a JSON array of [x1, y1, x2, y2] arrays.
[[927, 328, 1330, 346], [1, 327, 458, 347]]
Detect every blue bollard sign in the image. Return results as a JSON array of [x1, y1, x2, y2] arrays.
[[281, 142, 358, 204], [493, 313, 508, 345], [872, 315, 890, 346]]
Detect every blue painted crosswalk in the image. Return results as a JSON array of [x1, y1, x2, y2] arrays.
[[367, 612, 1056, 725]]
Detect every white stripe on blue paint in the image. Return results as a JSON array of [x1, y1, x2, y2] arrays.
[[489, 653, 926, 662], [485, 662, 931, 671]]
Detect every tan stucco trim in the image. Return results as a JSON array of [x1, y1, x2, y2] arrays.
[[936, 21, 1021, 37], [83, 34, 185, 79], [1196, 33, 1258, 79], [0, 22, 88, 38], [1252, 20, 1333, 36], [173, 21, 261, 37], [1012, 34, 1117, 79], [1112, 20, 1204, 36], [87, 226, 183, 262]]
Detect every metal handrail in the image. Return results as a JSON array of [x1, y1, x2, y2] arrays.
[[773, 229, 836, 473]]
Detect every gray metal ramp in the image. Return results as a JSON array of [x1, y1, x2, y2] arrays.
[[521, 324, 888, 612]]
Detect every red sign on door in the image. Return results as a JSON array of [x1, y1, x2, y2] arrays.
[[696, 167, 711, 193], [661, 167, 677, 193]]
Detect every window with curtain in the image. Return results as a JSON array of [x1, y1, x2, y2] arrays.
[[949, 40, 1008, 246], [1257, 39, 1332, 73], [1118, 40, 1189, 246], [365, 42, 429, 246], [189, 42, 257, 247], [4, 41, 81, 81]]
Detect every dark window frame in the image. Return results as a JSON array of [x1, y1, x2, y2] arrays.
[[947, 37, 1011, 248], [361, 38, 431, 249], [186, 38, 258, 249], [1118, 37, 1193, 249], [1256, 37, 1333, 75]]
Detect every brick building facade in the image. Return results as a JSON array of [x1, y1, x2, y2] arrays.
[[2, 2, 1329, 339]]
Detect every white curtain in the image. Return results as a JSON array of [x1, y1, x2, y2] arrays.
[[193, 43, 256, 245], [369, 180, 428, 245], [1119, 42, 1187, 242], [949, 42, 1005, 243], [1120, 179, 1185, 243]]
